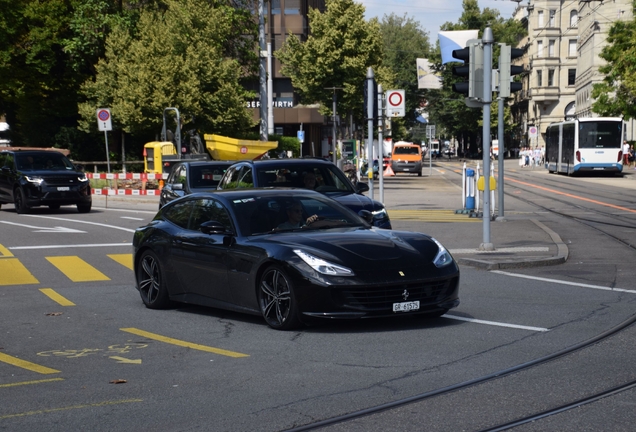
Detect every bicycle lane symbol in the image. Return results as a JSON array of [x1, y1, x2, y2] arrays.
[[37, 343, 147, 364]]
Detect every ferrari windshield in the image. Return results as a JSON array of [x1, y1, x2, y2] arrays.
[[229, 193, 368, 235]]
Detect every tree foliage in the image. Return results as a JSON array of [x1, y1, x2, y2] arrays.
[[378, 13, 431, 138], [276, 0, 394, 124], [78, 0, 258, 143], [592, 19, 636, 119]]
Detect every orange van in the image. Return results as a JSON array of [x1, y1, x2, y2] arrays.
[[390, 144, 422, 176]]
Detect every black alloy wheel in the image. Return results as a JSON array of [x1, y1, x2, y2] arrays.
[[137, 250, 171, 309], [77, 203, 91, 213], [258, 265, 301, 330], [14, 188, 29, 214]]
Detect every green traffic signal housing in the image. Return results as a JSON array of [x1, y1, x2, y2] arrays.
[[451, 39, 484, 101], [498, 44, 524, 98]]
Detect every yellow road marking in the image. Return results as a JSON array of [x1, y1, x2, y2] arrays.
[[39, 288, 75, 306], [0, 378, 64, 388], [0, 244, 14, 257], [0, 399, 143, 420], [107, 253, 133, 270], [46, 256, 110, 282], [388, 209, 480, 222], [0, 352, 60, 374], [121, 328, 250, 358], [0, 258, 39, 285], [109, 356, 142, 364]]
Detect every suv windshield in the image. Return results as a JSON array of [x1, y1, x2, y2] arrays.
[[15, 153, 75, 171]]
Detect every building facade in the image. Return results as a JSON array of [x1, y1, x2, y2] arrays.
[[510, 0, 634, 148]]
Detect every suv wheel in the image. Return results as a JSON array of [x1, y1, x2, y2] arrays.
[[77, 203, 92, 213], [14, 188, 30, 214]]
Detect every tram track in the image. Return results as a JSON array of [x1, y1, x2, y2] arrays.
[[283, 166, 636, 432]]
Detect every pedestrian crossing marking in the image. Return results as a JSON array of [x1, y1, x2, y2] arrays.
[[107, 254, 133, 270], [45, 256, 110, 282], [0, 258, 40, 285], [40, 288, 76, 306], [388, 209, 481, 222]]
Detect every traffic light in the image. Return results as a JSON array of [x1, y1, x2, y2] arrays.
[[451, 39, 484, 101], [498, 44, 524, 98]]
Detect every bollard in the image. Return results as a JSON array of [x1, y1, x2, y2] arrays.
[[465, 168, 475, 210]]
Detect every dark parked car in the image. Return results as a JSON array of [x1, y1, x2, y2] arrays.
[[159, 160, 232, 208], [133, 189, 460, 330], [217, 158, 391, 229], [0, 149, 91, 213]]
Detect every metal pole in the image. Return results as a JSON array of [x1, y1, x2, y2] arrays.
[[367, 68, 374, 200], [497, 96, 505, 220], [258, 0, 267, 141], [104, 131, 111, 174], [267, 42, 274, 136], [480, 27, 494, 251], [332, 90, 337, 165], [378, 84, 384, 203]]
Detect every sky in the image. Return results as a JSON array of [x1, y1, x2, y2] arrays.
[[358, 0, 522, 39]]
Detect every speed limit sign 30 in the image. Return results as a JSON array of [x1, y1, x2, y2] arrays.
[[386, 90, 405, 117]]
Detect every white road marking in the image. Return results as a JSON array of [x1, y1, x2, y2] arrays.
[[120, 216, 144, 221], [9, 243, 132, 250], [0, 221, 85, 233], [443, 314, 549, 332], [491, 270, 636, 294], [23, 215, 136, 233]]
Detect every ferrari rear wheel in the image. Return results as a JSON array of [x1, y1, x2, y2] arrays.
[[258, 265, 301, 330], [137, 250, 172, 309]]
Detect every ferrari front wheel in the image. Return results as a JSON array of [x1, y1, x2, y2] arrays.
[[258, 265, 301, 330]]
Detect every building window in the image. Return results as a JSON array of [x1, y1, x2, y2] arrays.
[[549, 10, 556, 27], [570, 10, 578, 27], [285, 0, 300, 15], [569, 40, 577, 57], [548, 69, 555, 86], [537, 70, 543, 87], [271, 0, 280, 14], [537, 40, 543, 57], [538, 11, 544, 27], [568, 69, 576, 86], [548, 40, 555, 57]]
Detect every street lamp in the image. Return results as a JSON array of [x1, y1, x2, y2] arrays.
[[325, 87, 342, 165]]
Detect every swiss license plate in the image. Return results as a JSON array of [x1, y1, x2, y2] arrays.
[[393, 301, 420, 313], [57, 186, 70, 191]]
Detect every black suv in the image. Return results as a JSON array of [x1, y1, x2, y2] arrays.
[[0, 149, 92, 213], [217, 158, 391, 229], [159, 160, 232, 209]]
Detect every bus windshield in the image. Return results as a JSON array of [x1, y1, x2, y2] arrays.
[[578, 121, 622, 149]]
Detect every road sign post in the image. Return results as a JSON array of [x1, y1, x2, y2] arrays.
[[96, 109, 112, 173]]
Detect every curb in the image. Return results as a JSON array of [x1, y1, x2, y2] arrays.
[[455, 219, 569, 270]]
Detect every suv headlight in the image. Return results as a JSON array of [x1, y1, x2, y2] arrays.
[[294, 249, 354, 276], [432, 238, 453, 268], [77, 173, 89, 182], [372, 208, 388, 220], [25, 176, 44, 185]]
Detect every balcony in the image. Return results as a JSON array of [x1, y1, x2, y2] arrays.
[[531, 86, 560, 102]]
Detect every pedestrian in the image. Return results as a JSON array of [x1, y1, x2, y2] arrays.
[[630, 144, 635, 168], [623, 141, 630, 166]]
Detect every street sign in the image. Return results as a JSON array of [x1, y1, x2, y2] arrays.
[[386, 90, 405, 117], [528, 126, 538, 138], [297, 130, 305, 143], [96, 108, 112, 131]]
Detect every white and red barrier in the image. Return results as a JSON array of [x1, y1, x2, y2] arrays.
[[92, 188, 160, 196], [87, 173, 168, 180]]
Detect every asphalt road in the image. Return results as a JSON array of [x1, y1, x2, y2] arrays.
[[1, 161, 635, 431]]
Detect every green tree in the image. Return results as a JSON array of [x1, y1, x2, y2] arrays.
[[78, 0, 258, 147], [276, 0, 394, 125], [378, 13, 431, 138], [592, 19, 636, 119]]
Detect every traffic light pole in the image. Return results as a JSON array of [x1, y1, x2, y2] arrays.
[[480, 27, 494, 251], [367, 67, 374, 200], [497, 96, 505, 221]]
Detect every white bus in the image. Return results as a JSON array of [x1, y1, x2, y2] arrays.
[[545, 117, 624, 175]]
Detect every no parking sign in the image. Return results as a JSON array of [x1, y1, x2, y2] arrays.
[[96, 108, 112, 131], [386, 90, 405, 117]]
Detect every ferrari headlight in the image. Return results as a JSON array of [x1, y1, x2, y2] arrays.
[[432, 238, 453, 268], [25, 176, 44, 185], [294, 249, 354, 276]]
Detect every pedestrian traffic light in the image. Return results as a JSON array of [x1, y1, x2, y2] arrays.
[[498, 44, 524, 98], [451, 39, 484, 101]]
